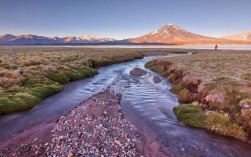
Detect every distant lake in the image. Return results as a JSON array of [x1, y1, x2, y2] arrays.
[[40, 45, 251, 50]]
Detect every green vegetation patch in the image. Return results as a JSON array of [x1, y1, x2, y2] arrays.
[[0, 76, 63, 114], [206, 111, 247, 140], [173, 104, 206, 128], [178, 88, 190, 103], [145, 60, 157, 69], [151, 65, 165, 74], [0, 47, 148, 114], [169, 82, 184, 94], [46, 66, 98, 84], [173, 105, 247, 140]]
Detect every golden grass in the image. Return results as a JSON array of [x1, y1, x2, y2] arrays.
[[0, 46, 190, 114], [0, 47, 147, 114]]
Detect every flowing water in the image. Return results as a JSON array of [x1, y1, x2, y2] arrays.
[[1, 54, 251, 156]]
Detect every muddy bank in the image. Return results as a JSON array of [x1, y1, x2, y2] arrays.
[[0, 92, 143, 157], [145, 51, 251, 141]]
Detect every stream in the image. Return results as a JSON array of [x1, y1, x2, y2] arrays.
[[1, 54, 251, 156]]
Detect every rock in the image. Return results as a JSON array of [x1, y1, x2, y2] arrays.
[[188, 93, 202, 102], [114, 140, 122, 146], [205, 89, 229, 110], [239, 99, 251, 109], [0, 92, 142, 157], [103, 111, 108, 115], [181, 76, 202, 92], [68, 152, 73, 157], [117, 106, 122, 112], [103, 148, 107, 153], [130, 68, 147, 76], [206, 90, 228, 104], [153, 76, 162, 83], [198, 82, 216, 97]]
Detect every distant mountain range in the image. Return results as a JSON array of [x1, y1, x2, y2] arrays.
[[0, 34, 115, 45], [221, 32, 251, 41], [1, 24, 251, 45]]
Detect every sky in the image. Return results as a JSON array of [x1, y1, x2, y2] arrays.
[[0, 0, 251, 39]]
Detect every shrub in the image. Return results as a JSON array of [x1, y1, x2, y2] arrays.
[[169, 82, 184, 94], [239, 98, 251, 108], [160, 70, 170, 77], [206, 86, 244, 113], [173, 104, 206, 128], [168, 73, 177, 83], [0, 76, 64, 114], [145, 60, 157, 69], [178, 88, 190, 103], [205, 111, 247, 140], [46, 66, 98, 84], [152, 65, 165, 73]]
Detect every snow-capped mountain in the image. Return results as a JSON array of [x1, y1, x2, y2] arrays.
[[1, 25, 251, 45], [221, 32, 251, 41], [129, 24, 251, 45], [63, 35, 114, 43], [0, 34, 115, 45]]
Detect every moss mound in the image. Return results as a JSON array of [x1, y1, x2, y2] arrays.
[[169, 82, 184, 94], [173, 104, 206, 128], [145, 60, 157, 69], [0, 76, 64, 114], [206, 111, 247, 140], [178, 88, 190, 103], [152, 65, 165, 73], [46, 66, 98, 84]]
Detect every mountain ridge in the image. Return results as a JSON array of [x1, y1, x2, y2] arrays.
[[1, 24, 251, 45], [221, 32, 251, 41], [0, 34, 115, 45]]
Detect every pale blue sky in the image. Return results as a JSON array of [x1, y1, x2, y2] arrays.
[[0, 0, 250, 39]]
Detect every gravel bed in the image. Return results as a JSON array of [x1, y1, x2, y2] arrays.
[[0, 92, 143, 157]]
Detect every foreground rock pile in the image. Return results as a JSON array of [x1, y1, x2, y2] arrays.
[[0, 92, 143, 157]]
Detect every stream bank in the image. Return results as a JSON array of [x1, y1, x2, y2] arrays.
[[1, 54, 251, 157], [145, 51, 251, 141]]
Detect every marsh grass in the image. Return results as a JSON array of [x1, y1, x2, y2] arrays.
[[205, 111, 247, 140], [0, 47, 150, 114], [0, 76, 63, 114], [174, 105, 247, 140], [173, 104, 206, 128], [0, 47, 188, 114], [169, 82, 184, 94]]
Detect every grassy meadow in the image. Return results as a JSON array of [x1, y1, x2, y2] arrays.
[[0, 47, 148, 114], [146, 50, 251, 140], [0, 46, 191, 115]]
